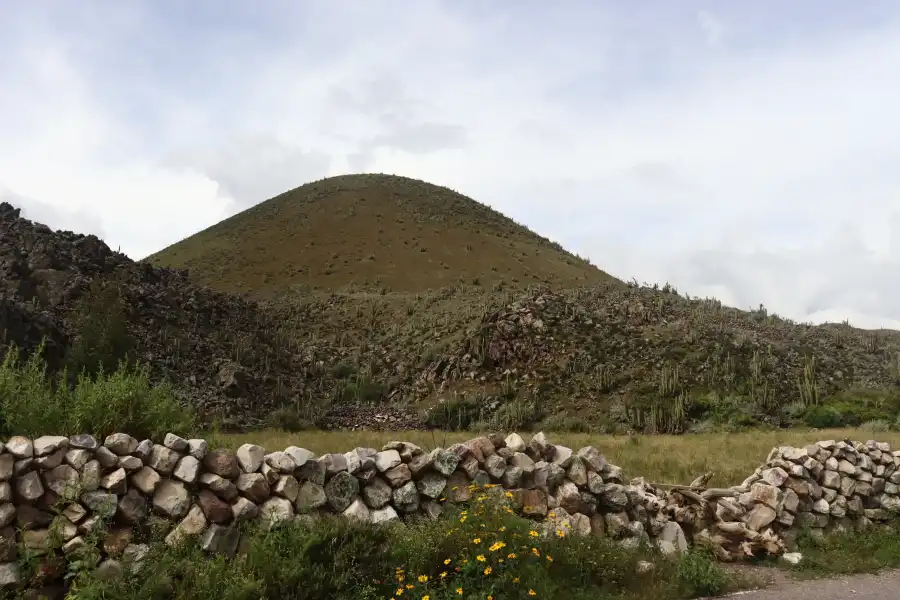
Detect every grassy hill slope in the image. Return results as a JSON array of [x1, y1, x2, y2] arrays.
[[145, 174, 900, 434], [147, 173, 616, 299]]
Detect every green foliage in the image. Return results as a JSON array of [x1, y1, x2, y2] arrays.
[[66, 277, 135, 378], [800, 388, 900, 429], [791, 519, 900, 575], [0, 344, 194, 439], [62, 485, 732, 600], [673, 549, 728, 597], [691, 393, 761, 431], [427, 395, 545, 431]]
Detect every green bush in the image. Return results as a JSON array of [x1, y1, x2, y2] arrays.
[[801, 388, 900, 428], [66, 277, 135, 378], [61, 484, 732, 600], [791, 519, 900, 575], [0, 344, 194, 440]]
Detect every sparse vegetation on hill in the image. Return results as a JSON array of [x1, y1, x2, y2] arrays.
[[147, 173, 614, 298], [5, 171, 900, 434]]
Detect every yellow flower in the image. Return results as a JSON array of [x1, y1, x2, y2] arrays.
[[507, 553, 517, 559], [556, 529, 566, 538], [418, 575, 429, 583], [489, 541, 506, 552], [456, 588, 463, 595], [529, 531, 539, 537], [476, 554, 486, 562], [423, 596, 430, 600], [406, 584, 414, 590], [498, 526, 506, 532], [513, 577, 519, 583], [473, 537, 481, 544], [505, 491, 513, 498], [483, 567, 492, 575], [532, 547, 541, 557], [546, 555, 553, 562], [396, 588, 404, 596], [528, 590, 536, 596], [440, 572, 448, 578], [444, 559, 452, 565], [397, 574, 406, 582]]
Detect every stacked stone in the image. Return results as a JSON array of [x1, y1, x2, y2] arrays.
[[720, 439, 900, 556], [20, 431, 900, 588]]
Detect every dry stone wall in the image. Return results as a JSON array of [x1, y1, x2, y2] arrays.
[[0, 431, 899, 589]]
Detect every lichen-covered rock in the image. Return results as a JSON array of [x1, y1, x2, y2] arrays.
[[416, 473, 447, 499], [325, 472, 359, 512], [296, 482, 327, 512], [260, 497, 294, 527]]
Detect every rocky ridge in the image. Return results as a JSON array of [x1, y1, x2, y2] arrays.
[[1, 430, 898, 592], [0, 202, 313, 428], [409, 287, 900, 430]]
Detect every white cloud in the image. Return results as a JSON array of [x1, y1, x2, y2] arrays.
[[697, 10, 724, 46], [2, 1, 900, 327]]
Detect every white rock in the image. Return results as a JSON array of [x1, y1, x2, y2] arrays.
[[33, 436, 68, 457], [163, 433, 189, 452], [174, 456, 200, 484], [237, 444, 266, 473], [5, 436, 33, 458]]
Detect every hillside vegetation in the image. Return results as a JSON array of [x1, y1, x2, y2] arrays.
[[4, 172, 900, 434], [147, 173, 615, 298]]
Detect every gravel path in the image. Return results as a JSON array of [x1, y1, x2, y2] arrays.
[[705, 568, 900, 600]]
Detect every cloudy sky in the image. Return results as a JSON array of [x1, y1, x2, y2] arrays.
[[2, 1, 900, 328]]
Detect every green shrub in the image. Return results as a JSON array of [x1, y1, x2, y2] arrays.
[[801, 388, 900, 429], [66, 277, 135, 378], [0, 344, 194, 439], [801, 404, 843, 428], [791, 519, 900, 575], [674, 549, 728, 597], [425, 395, 484, 430], [540, 414, 593, 433], [61, 485, 732, 600]]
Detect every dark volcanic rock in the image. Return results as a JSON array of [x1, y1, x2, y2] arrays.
[[0, 202, 302, 428]]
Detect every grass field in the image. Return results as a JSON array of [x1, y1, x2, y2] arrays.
[[207, 427, 900, 488]]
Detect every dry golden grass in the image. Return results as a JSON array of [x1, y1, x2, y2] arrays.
[[207, 428, 900, 488]]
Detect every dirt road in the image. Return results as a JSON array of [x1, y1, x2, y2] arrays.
[[706, 568, 900, 600]]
